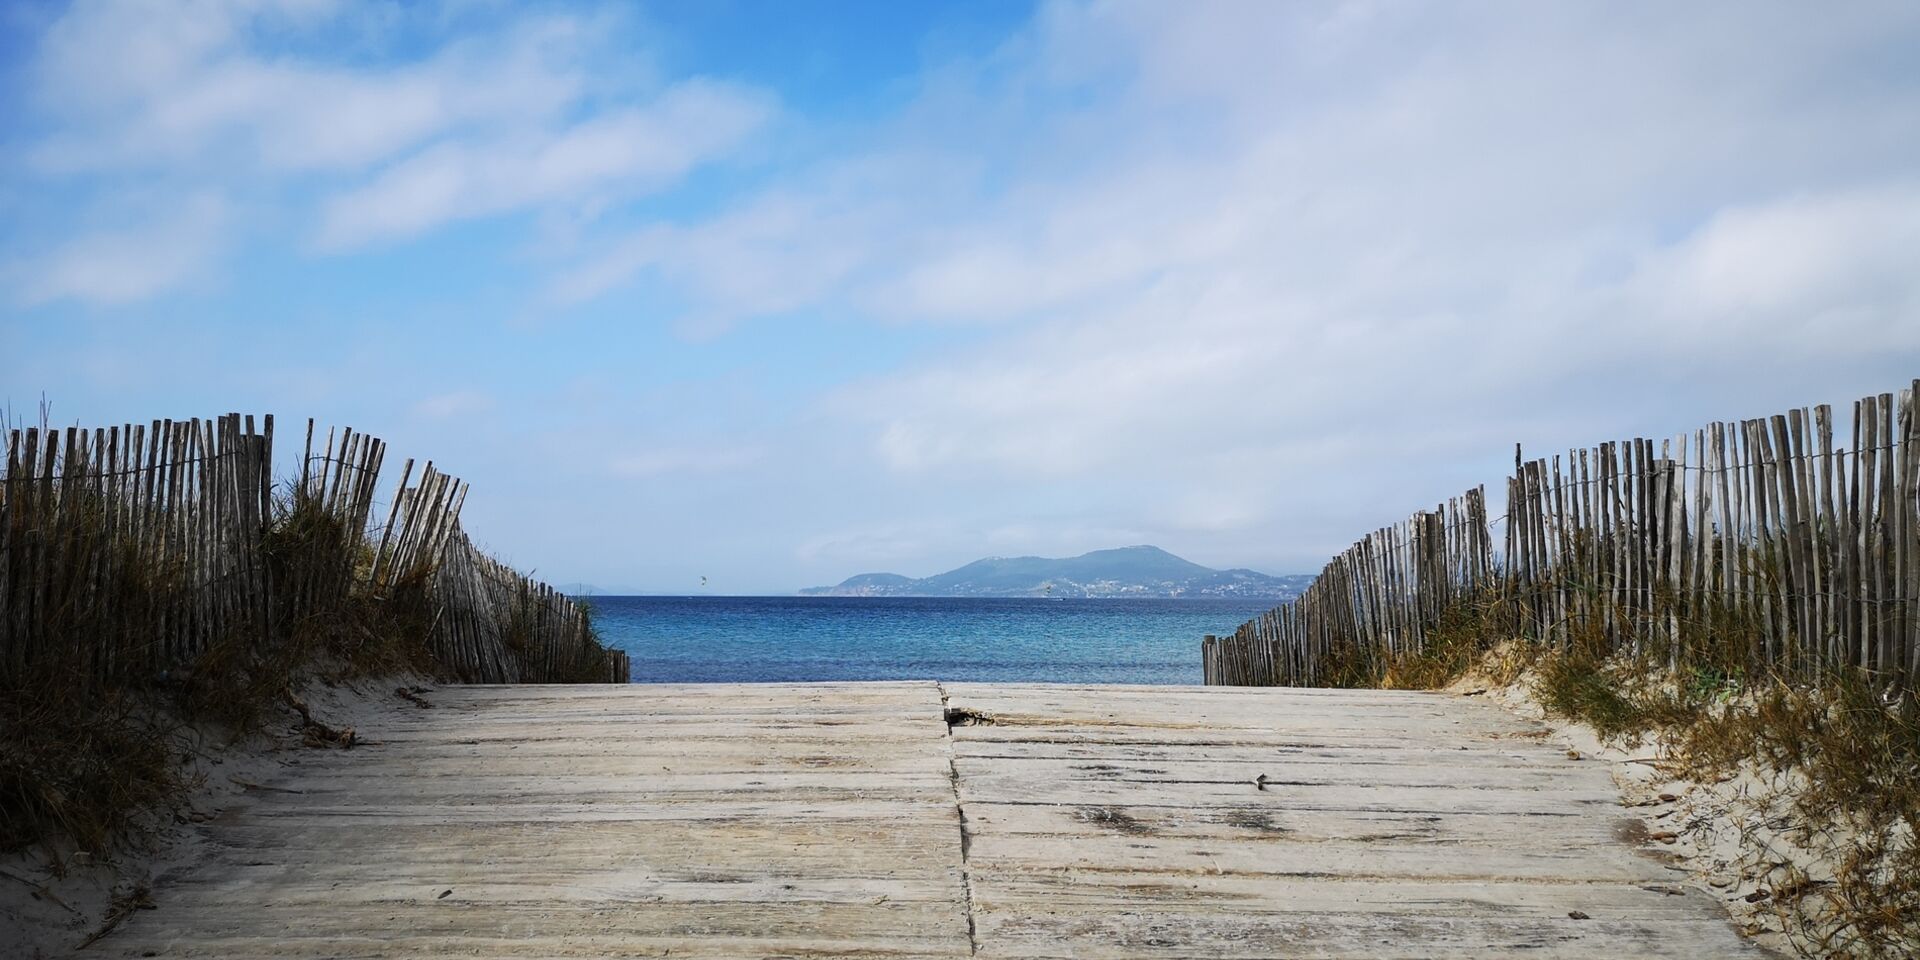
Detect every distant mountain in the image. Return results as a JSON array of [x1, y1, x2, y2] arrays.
[[800, 545, 1313, 599]]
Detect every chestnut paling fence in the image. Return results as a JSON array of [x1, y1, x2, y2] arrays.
[[1204, 380, 1920, 689], [0, 414, 628, 687]]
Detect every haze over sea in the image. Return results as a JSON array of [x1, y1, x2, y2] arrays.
[[590, 597, 1275, 685]]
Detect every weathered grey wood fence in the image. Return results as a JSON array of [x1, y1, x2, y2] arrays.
[[1205, 380, 1920, 688], [0, 414, 628, 687]]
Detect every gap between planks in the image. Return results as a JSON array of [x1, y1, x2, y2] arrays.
[[938, 682, 982, 957]]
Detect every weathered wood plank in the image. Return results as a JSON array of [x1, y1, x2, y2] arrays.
[[943, 683, 1761, 959], [90, 683, 1760, 959], [96, 683, 971, 959], [972, 911, 1758, 960]]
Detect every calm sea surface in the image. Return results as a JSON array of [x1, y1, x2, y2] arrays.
[[586, 596, 1276, 685]]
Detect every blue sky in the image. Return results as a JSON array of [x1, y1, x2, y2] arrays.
[[4, 1, 1920, 594]]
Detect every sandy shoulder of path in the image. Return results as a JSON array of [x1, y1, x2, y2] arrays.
[[1, 676, 428, 960]]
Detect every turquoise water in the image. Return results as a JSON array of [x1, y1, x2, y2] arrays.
[[586, 596, 1275, 684]]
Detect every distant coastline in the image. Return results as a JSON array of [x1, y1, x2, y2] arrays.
[[799, 545, 1312, 600]]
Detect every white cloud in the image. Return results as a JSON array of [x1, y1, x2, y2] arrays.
[[12, 193, 229, 306], [10, 0, 770, 301], [562, 2, 1920, 485], [318, 80, 772, 248], [518, 0, 1920, 581], [610, 444, 764, 479], [26, 2, 594, 175], [409, 390, 494, 420], [11, 0, 1920, 587], [547, 172, 903, 326], [1642, 185, 1920, 333]]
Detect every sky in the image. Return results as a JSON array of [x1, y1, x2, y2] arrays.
[[3, 1, 1919, 594]]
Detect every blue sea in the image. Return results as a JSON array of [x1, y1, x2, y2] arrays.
[[585, 596, 1276, 685]]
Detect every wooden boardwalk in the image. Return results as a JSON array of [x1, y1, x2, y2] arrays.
[[93, 683, 1763, 958]]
